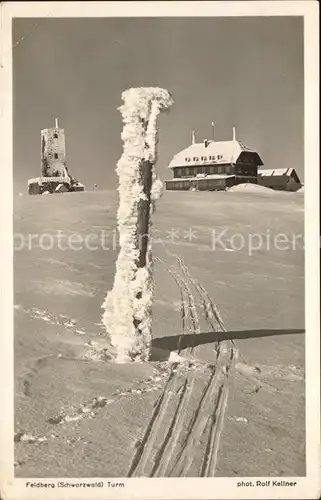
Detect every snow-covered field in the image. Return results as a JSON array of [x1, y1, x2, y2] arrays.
[[14, 189, 305, 477]]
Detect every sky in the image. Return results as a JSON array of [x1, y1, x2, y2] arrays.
[[13, 16, 304, 192]]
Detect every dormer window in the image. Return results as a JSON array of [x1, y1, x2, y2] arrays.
[[54, 133, 58, 139]]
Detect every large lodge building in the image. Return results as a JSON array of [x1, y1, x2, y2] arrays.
[[165, 127, 263, 191], [165, 127, 302, 192]]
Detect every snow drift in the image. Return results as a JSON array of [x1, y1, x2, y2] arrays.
[[228, 183, 279, 194]]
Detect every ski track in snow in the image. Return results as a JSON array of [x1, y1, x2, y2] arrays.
[[127, 259, 238, 477], [126, 346, 237, 477]]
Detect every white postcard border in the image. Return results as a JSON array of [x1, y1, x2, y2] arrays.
[[0, 2, 319, 499]]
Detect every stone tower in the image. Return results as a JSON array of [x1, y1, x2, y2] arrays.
[[28, 118, 85, 195], [41, 118, 68, 178]]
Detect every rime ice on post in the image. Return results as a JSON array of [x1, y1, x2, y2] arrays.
[[102, 88, 173, 363]]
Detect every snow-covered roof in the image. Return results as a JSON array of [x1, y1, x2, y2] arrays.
[[28, 176, 71, 185], [168, 140, 263, 169], [258, 168, 297, 177]]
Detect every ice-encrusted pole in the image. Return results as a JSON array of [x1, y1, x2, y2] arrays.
[[102, 87, 173, 363]]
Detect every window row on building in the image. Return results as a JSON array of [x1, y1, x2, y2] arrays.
[[185, 154, 224, 163], [167, 178, 226, 190], [237, 156, 256, 164], [174, 165, 234, 178]]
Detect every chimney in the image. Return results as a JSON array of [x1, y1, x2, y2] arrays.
[[211, 122, 215, 142], [192, 130, 196, 145], [232, 127, 236, 141], [55, 118, 59, 129]]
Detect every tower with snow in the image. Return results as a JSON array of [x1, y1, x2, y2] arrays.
[[28, 118, 85, 195], [41, 117, 67, 178]]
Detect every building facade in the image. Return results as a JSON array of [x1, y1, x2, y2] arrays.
[[165, 128, 264, 191], [28, 119, 85, 195]]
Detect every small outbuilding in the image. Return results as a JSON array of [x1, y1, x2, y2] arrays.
[[257, 168, 302, 192]]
